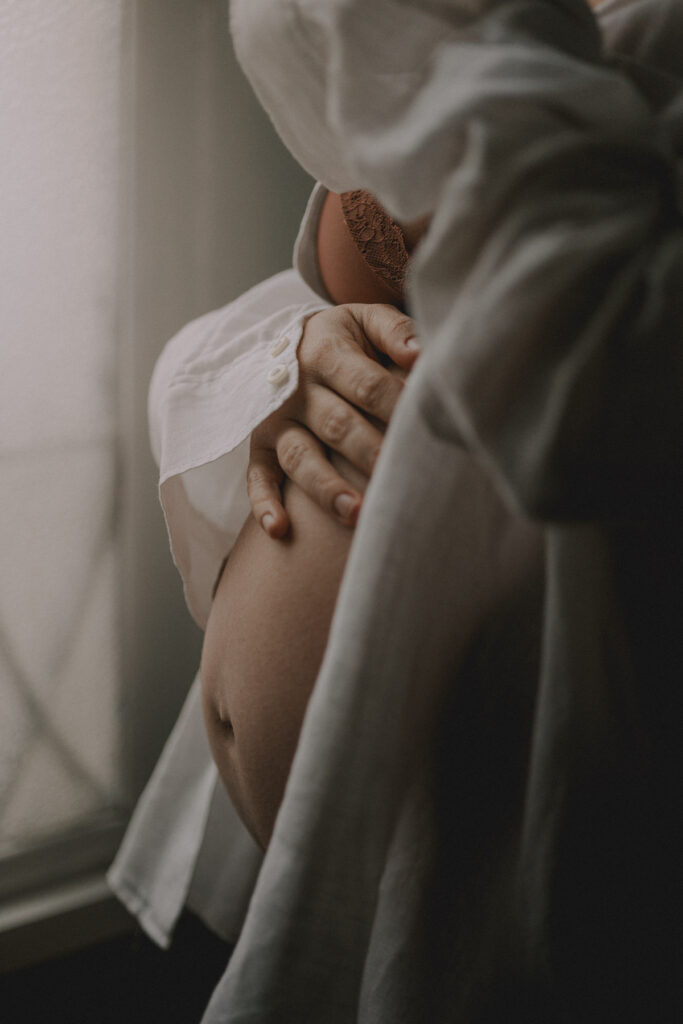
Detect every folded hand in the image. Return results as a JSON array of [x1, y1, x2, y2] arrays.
[[247, 303, 419, 536]]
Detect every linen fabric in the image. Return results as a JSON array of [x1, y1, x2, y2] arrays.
[[149, 268, 330, 629], [108, 174, 349, 948], [198, 0, 681, 1020], [107, 677, 262, 947], [110, 0, 683, 1017], [108, 211, 331, 945]]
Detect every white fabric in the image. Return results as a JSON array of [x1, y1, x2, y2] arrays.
[[202, 0, 681, 1021], [109, 0, 683, 1017], [108, 677, 261, 947], [108, 221, 329, 947], [151, 267, 330, 629]]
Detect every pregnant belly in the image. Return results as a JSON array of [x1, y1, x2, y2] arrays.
[[200, 462, 363, 848]]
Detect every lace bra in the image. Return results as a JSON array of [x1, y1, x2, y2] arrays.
[[317, 189, 426, 309]]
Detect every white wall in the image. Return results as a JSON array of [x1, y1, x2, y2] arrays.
[[0, 0, 314, 877], [0, 0, 124, 854], [117, 0, 315, 801]]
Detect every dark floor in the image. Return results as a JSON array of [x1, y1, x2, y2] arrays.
[[0, 912, 231, 1024]]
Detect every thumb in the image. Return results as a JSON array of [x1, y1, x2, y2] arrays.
[[347, 302, 420, 370]]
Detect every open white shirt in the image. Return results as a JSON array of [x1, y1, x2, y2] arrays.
[[108, 185, 332, 946], [111, 0, 683, 1018]]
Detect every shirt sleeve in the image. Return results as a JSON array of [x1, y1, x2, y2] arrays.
[[230, 0, 682, 522], [149, 268, 330, 628], [322, 0, 683, 521]]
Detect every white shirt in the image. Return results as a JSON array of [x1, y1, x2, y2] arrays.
[[108, 186, 331, 946], [150, 183, 331, 628], [209, 1, 683, 1021], [110, 0, 683, 1018]]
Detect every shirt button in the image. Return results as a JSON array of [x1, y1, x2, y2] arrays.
[[270, 336, 290, 358], [267, 364, 290, 387]]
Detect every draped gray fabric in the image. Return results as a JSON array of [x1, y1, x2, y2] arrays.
[[205, 1, 683, 1019]]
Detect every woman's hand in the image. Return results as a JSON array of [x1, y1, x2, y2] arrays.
[[247, 303, 419, 537]]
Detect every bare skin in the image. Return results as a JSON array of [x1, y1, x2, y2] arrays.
[[247, 303, 418, 536], [201, 461, 365, 849], [202, 304, 411, 847]]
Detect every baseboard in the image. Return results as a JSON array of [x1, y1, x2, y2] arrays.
[[0, 874, 133, 973]]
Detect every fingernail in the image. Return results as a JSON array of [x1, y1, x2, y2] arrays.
[[261, 512, 276, 534], [334, 493, 358, 521], [405, 336, 420, 352]]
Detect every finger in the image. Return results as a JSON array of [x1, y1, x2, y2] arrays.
[[313, 341, 405, 425], [247, 442, 290, 538], [275, 424, 362, 526], [346, 303, 420, 370], [304, 383, 384, 478]]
